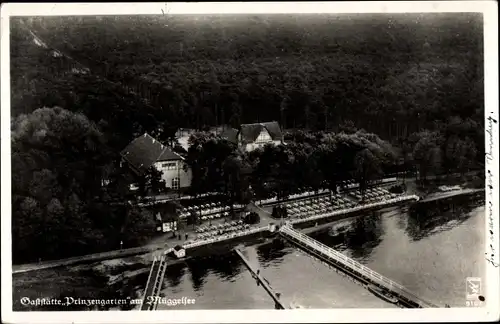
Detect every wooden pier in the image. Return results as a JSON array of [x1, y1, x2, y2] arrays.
[[138, 194, 423, 310], [141, 251, 169, 310], [234, 248, 287, 310], [279, 225, 438, 308]]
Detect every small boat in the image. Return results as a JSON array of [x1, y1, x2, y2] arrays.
[[366, 284, 399, 304], [329, 221, 351, 236]]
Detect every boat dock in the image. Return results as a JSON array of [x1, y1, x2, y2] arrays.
[[141, 251, 169, 310], [418, 188, 484, 203], [234, 248, 287, 310], [279, 225, 438, 308]]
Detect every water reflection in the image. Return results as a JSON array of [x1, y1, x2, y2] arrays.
[[209, 253, 244, 280], [394, 206, 410, 232], [345, 212, 384, 260], [256, 238, 289, 265], [164, 262, 186, 288], [407, 195, 484, 241], [185, 258, 210, 291], [309, 212, 384, 262]]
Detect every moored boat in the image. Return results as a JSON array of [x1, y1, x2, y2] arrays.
[[366, 284, 399, 304], [328, 220, 352, 236]]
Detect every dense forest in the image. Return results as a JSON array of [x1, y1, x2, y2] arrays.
[[185, 129, 399, 210], [10, 13, 484, 263]]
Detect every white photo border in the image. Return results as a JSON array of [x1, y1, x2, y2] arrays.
[[1, 2, 498, 323]]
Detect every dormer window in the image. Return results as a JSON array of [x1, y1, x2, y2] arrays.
[[162, 162, 177, 170]]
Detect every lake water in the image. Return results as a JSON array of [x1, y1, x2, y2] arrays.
[[147, 196, 485, 310], [20, 195, 480, 311]]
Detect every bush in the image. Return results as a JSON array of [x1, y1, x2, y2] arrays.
[[271, 205, 288, 219], [243, 212, 260, 225], [388, 184, 406, 194], [469, 175, 484, 189], [229, 211, 239, 220], [186, 211, 200, 226], [271, 206, 278, 218]]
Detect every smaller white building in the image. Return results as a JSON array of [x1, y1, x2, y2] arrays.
[[220, 121, 284, 152], [173, 245, 186, 258]]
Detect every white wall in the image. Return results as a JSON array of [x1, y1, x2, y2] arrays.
[[245, 140, 282, 152], [154, 160, 192, 188]]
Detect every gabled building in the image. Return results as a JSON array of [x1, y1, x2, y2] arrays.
[[221, 121, 285, 152], [120, 133, 192, 190]]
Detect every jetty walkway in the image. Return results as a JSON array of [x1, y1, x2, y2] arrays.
[[279, 225, 438, 308], [418, 188, 484, 203], [141, 251, 169, 310], [234, 249, 287, 309]]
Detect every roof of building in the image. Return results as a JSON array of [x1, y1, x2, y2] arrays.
[[120, 133, 183, 175], [239, 121, 283, 143], [220, 127, 239, 144]]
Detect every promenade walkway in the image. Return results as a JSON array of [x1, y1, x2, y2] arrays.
[[419, 188, 484, 203], [13, 244, 166, 274]]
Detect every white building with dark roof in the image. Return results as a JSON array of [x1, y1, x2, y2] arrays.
[[120, 133, 192, 190], [221, 121, 285, 152]]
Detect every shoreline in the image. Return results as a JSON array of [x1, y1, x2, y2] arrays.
[[11, 190, 485, 311], [12, 188, 483, 275], [417, 188, 484, 203], [12, 194, 415, 275]]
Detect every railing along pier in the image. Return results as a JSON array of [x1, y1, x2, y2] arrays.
[[141, 251, 170, 310], [234, 248, 287, 310], [279, 225, 438, 308]]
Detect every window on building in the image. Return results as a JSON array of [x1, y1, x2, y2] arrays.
[[161, 162, 177, 170], [172, 177, 180, 190], [255, 131, 271, 143]]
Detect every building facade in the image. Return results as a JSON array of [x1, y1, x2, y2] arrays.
[[120, 133, 192, 190], [221, 121, 284, 152], [153, 159, 191, 189]]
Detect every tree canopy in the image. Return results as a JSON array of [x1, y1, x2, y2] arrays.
[[9, 13, 484, 262], [185, 130, 398, 204], [11, 107, 156, 263]]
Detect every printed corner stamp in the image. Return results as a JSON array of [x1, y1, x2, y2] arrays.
[[466, 277, 481, 300], [465, 277, 484, 307]]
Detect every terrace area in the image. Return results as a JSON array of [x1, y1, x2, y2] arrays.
[[188, 220, 252, 243], [150, 183, 407, 249], [285, 194, 357, 220], [349, 187, 399, 204], [178, 201, 245, 222]]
